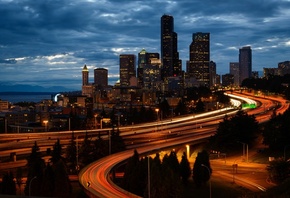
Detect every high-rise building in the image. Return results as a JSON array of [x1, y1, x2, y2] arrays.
[[94, 68, 108, 88], [239, 46, 252, 84], [160, 14, 182, 79], [143, 58, 162, 91], [137, 49, 160, 87], [82, 64, 93, 97], [119, 54, 136, 87], [229, 62, 239, 86], [278, 61, 290, 76], [82, 64, 89, 86], [222, 74, 234, 87], [188, 32, 210, 86], [209, 61, 216, 87]]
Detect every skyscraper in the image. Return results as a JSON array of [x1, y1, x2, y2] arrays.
[[82, 64, 93, 97], [188, 32, 210, 86], [94, 68, 108, 88], [230, 62, 239, 86], [137, 49, 160, 87], [209, 61, 216, 87], [119, 54, 136, 87], [82, 64, 89, 86], [160, 14, 181, 79], [239, 46, 252, 84]]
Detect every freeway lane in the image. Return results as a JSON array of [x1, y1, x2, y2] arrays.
[[79, 92, 288, 197]]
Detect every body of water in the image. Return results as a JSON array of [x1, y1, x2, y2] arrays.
[[0, 92, 56, 103]]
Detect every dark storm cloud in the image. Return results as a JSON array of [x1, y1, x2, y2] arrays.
[[0, 0, 290, 90]]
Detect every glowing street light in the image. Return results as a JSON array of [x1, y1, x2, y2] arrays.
[[43, 120, 48, 132], [186, 145, 190, 159]]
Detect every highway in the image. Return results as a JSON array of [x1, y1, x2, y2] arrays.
[[78, 92, 289, 198], [0, 92, 288, 197]]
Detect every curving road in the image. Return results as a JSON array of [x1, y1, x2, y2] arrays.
[[79, 92, 289, 197]]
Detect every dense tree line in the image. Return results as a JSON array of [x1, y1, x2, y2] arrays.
[[262, 106, 290, 151], [210, 110, 259, 153], [122, 149, 211, 197], [241, 74, 290, 100], [0, 128, 125, 197]]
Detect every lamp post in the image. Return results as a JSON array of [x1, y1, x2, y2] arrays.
[[29, 176, 37, 197], [201, 164, 211, 198], [147, 156, 150, 198], [43, 120, 48, 132], [108, 130, 111, 155], [155, 108, 159, 132], [186, 145, 190, 159], [238, 141, 248, 162]]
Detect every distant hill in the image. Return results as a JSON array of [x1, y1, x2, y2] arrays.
[[0, 83, 75, 92]]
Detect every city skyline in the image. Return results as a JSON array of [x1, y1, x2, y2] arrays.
[[1, 0, 290, 91]]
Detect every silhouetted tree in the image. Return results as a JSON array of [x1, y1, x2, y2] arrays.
[[41, 163, 54, 197], [66, 131, 77, 173], [263, 106, 290, 151], [24, 141, 45, 196], [211, 110, 258, 152], [51, 138, 62, 163], [267, 158, 290, 184], [195, 99, 205, 112], [180, 152, 191, 184], [192, 150, 212, 188], [1, 171, 16, 195]]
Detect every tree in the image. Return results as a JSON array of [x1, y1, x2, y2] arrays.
[[267, 158, 290, 184], [110, 129, 126, 154], [92, 132, 108, 160], [192, 150, 212, 188], [175, 99, 187, 116], [122, 150, 143, 196], [263, 107, 290, 150], [211, 110, 259, 152], [24, 141, 45, 196], [159, 99, 171, 118], [195, 99, 205, 112], [52, 159, 72, 197], [78, 131, 93, 166], [51, 138, 62, 163], [66, 131, 77, 173], [1, 171, 16, 195], [41, 163, 54, 197], [180, 152, 191, 184]]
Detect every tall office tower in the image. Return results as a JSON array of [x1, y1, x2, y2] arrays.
[[82, 64, 93, 97], [160, 14, 182, 80], [137, 49, 147, 87], [82, 64, 89, 86], [143, 58, 162, 90], [230, 62, 239, 86], [222, 74, 234, 87], [119, 54, 136, 87], [137, 49, 160, 87], [278, 61, 290, 76], [239, 46, 252, 84], [94, 68, 108, 88], [188, 32, 210, 86], [209, 61, 216, 87]]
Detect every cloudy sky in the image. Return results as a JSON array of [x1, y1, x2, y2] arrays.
[[1, 0, 290, 91]]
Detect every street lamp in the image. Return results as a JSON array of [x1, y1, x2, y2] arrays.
[[186, 145, 190, 159], [29, 176, 37, 197], [148, 156, 151, 198], [201, 164, 211, 198], [155, 108, 159, 132], [238, 141, 248, 163], [108, 130, 111, 155], [43, 120, 48, 132]]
